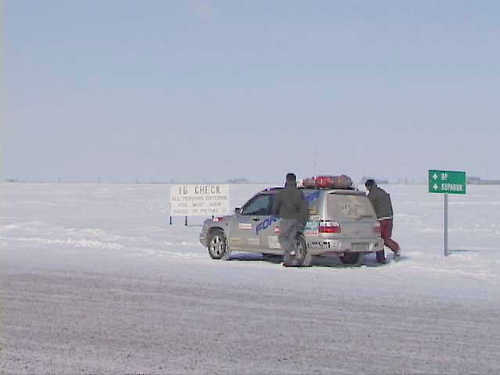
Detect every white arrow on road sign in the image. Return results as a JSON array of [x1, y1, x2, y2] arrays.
[[433, 184, 438, 190], [433, 173, 438, 180]]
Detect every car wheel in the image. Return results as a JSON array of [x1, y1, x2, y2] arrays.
[[339, 252, 362, 265], [207, 229, 228, 259], [295, 235, 311, 266]]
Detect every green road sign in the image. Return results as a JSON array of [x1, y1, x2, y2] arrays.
[[428, 170, 466, 194]]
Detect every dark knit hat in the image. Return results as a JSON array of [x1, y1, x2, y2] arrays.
[[365, 179, 376, 188]]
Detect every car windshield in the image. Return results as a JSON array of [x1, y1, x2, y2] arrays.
[[241, 194, 273, 216], [327, 194, 375, 220]]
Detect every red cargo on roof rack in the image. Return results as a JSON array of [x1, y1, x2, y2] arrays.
[[302, 175, 354, 189]]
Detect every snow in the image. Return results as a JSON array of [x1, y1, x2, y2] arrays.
[[1, 183, 500, 374]]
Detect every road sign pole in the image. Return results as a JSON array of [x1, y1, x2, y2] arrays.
[[429, 170, 466, 257], [444, 193, 448, 256]]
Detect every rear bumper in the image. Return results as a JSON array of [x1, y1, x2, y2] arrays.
[[306, 237, 384, 256]]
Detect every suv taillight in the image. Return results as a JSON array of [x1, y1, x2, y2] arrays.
[[373, 221, 381, 234], [319, 220, 341, 233]]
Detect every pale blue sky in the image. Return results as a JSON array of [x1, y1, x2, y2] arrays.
[[4, 0, 500, 182]]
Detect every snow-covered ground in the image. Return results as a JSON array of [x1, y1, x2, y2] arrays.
[[1, 183, 499, 374]]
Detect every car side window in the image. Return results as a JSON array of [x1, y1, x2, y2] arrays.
[[241, 195, 272, 216]]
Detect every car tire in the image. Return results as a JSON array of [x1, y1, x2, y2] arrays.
[[207, 229, 229, 260], [339, 252, 362, 265], [295, 234, 311, 267]]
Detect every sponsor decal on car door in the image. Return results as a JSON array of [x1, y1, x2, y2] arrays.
[[230, 194, 272, 251]]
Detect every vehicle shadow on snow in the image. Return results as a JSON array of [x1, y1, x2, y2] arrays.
[[313, 254, 382, 268], [227, 253, 402, 268], [228, 253, 284, 264], [312, 253, 410, 268]]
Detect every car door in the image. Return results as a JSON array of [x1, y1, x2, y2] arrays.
[[229, 194, 272, 251], [255, 193, 281, 252]]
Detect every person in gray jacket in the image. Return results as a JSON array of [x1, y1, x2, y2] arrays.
[[365, 179, 400, 263], [272, 173, 309, 266]]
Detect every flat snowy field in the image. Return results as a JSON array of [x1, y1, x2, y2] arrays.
[[1, 183, 499, 374]]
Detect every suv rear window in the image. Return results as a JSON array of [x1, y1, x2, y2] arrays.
[[327, 194, 375, 220]]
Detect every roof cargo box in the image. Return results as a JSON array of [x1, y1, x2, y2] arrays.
[[302, 175, 353, 189]]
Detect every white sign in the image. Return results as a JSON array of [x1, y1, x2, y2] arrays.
[[169, 184, 230, 216]]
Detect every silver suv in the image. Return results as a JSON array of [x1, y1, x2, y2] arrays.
[[199, 183, 384, 266]]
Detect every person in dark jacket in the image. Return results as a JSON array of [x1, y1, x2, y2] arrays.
[[365, 179, 400, 263], [272, 173, 309, 266]]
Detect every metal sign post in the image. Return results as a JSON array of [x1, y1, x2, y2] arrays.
[[444, 193, 448, 256], [428, 170, 466, 256]]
